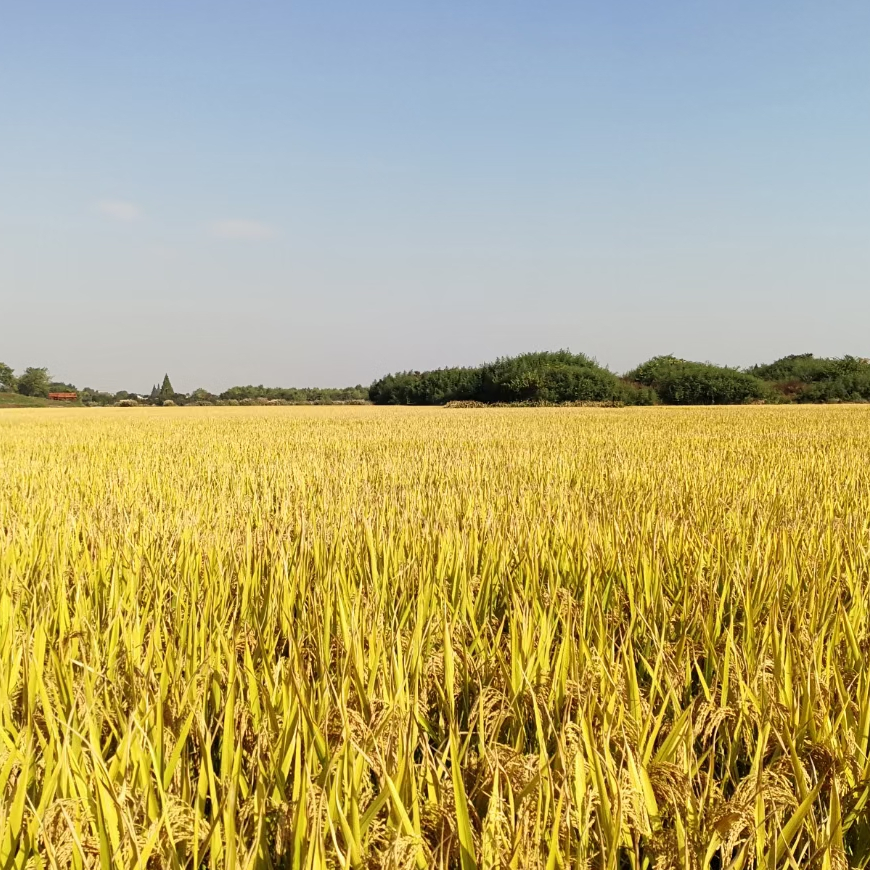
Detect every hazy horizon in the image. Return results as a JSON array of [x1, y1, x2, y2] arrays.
[[2, 2, 869, 393]]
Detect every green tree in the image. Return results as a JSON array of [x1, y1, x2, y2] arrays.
[[190, 387, 216, 403], [159, 374, 174, 401], [17, 367, 51, 397], [0, 362, 16, 392]]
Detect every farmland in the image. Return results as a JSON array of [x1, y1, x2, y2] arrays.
[[1, 406, 869, 868]]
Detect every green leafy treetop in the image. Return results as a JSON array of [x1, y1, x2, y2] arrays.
[[0, 362, 16, 392], [17, 367, 51, 398], [159, 374, 174, 401]]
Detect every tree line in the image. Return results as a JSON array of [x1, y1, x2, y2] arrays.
[[0, 366, 368, 406], [3, 352, 870, 407], [369, 351, 870, 405]]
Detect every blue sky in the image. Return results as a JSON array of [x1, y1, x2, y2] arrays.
[[1, 1, 868, 391]]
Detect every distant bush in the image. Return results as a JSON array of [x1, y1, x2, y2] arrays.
[[369, 366, 482, 405], [615, 380, 658, 406], [478, 352, 622, 404], [625, 356, 768, 405], [220, 384, 369, 403], [749, 353, 863, 383], [162, 399, 176, 407], [748, 354, 870, 403], [116, 399, 138, 407], [234, 397, 273, 406], [370, 351, 640, 406]]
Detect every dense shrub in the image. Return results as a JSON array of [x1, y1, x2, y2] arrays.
[[625, 356, 769, 405], [477, 352, 621, 404], [369, 367, 482, 405], [749, 353, 864, 382], [615, 380, 658, 406], [659, 368, 768, 405], [370, 351, 638, 405], [749, 354, 870, 402]]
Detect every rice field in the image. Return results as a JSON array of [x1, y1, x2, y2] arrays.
[[1, 405, 869, 869]]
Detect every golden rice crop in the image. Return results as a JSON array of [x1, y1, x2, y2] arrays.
[[0, 405, 868, 869]]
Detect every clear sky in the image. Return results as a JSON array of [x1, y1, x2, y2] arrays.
[[1, 1, 868, 392]]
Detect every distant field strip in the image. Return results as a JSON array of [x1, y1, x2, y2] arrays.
[[0, 406, 868, 868]]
